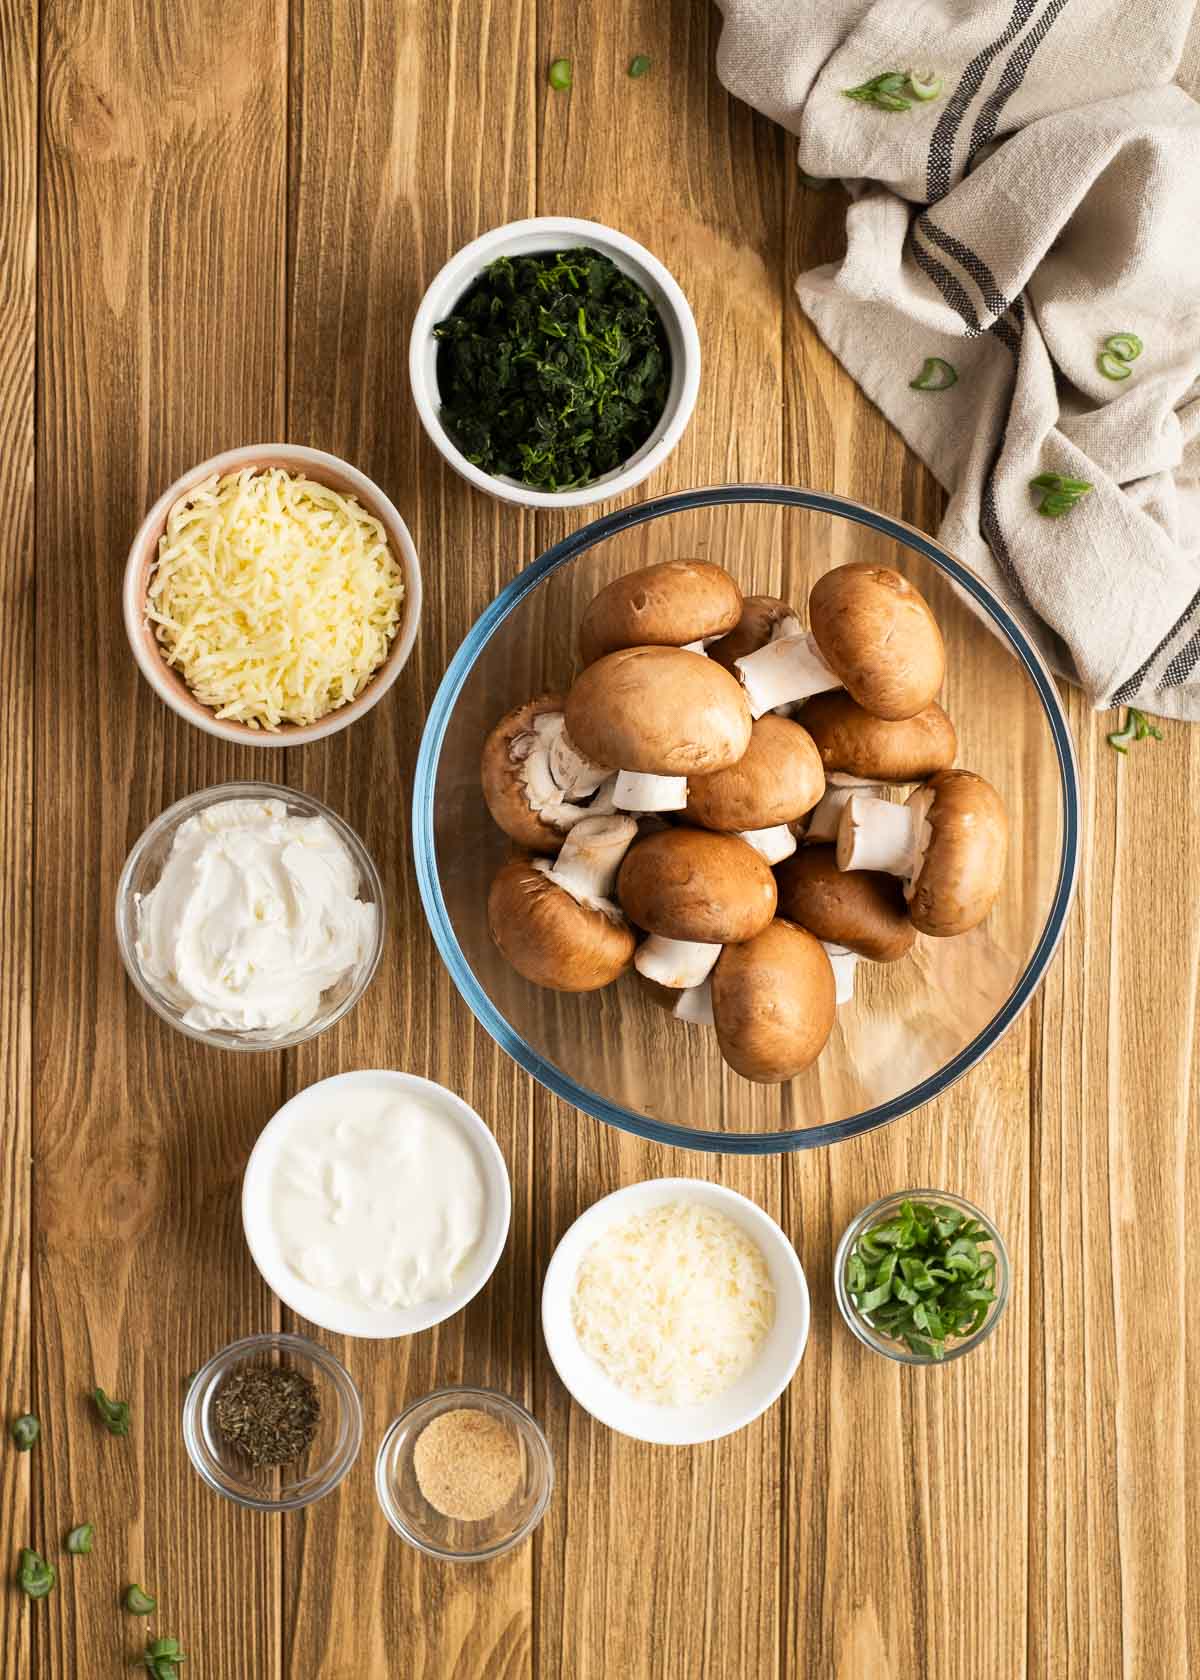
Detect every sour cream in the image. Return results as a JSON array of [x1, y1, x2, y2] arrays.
[[135, 797, 376, 1034], [265, 1080, 487, 1311]]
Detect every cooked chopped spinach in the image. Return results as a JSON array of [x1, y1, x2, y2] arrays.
[[434, 248, 671, 493]]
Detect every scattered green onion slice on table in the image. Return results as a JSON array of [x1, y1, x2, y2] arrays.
[[908, 69, 944, 100], [846, 1199, 999, 1358], [1106, 706, 1163, 754], [548, 58, 572, 91], [910, 356, 958, 391], [92, 1386, 131, 1437], [1030, 471, 1093, 517], [10, 1413, 39, 1451], [1104, 332, 1143, 362], [1097, 350, 1132, 381], [137, 1635, 187, 1677], [66, 1524, 94, 1556], [628, 53, 651, 78], [125, 1582, 158, 1615], [17, 1548, 55, 1600]]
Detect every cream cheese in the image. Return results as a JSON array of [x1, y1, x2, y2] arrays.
[[135, 797, 375, 1034], [266, 1080, 486, 1310]]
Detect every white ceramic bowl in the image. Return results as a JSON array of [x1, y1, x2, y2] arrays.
[[409, 216, 701, 509], [541, 1178, 810, 1445], [242, 1070, 511, 1338], [123, 444, 423, 746]]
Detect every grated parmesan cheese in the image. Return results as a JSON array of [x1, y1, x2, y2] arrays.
[[571, 1201, 776, 1406], [146, 467, 405, 731]]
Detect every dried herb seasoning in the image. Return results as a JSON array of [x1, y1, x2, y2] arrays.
[[434, 248, 671, 493], [213, 1365, 320, 1467]]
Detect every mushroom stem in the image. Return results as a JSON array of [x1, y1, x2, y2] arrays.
[[513, 712, 616, 830], [537, 814, 639, 907], [822, 942, 859, 1006], [735, 629, 840, 719], [680, 638, 708, 655], [805, 783, 882, 843], [836, 793, 929, 880], [673, 976, 714, 1025], [634, 934, 722, 990], [545, 722, 612, 799], [738, 823, 798, 865], [612, 769, 689, 813]]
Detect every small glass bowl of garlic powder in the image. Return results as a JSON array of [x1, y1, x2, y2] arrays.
[[116, 782, 385, 1050]]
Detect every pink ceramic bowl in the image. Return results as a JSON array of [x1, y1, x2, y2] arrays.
[[123, 444, 423, 746]]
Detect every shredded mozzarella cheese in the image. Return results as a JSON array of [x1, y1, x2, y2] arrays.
[[146, 467, 404, 730], [571, 1202, 776, 1406]]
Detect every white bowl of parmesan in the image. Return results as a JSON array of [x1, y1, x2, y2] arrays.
[[124, 444, 422, 745], [541, 1178, 810, 1445]]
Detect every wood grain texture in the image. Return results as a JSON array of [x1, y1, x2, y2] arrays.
[[8, 0, 1199, 1675], [0, 0, 36, 1672]]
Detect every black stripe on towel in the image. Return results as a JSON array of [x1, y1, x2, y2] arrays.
[[910, 231, 983, 335], [1109, 586, 1200, 704], [926, 0, 1040, 202], [967, 0, 1075, 165], [917, 216, 1011, 323], [1161, 628, 1200, 691]]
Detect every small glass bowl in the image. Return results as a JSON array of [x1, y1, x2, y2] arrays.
[[115, 781, 385, 1051], [182, 1331, 363, 1511], [375, 1387, 553, 1562], [834, 1189, 1011, 1366]]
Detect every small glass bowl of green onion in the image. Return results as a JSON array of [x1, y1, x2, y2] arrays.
[[834, 1190, 1010, 1365]]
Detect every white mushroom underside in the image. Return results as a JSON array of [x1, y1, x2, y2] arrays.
[[734, 627, 841, 719], [805, 784, 881, 843], [612, 769, 689, 812], [534, 814, 639, 913], [822, 942, 859, 1006], [635, 934, 722, 989], [738, 823, 798, 864], [837, 791, 933, 890], [673, 976, 714, 1025], [513, 713, 617, 831]]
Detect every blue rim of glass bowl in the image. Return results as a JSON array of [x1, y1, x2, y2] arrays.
[[413, 484, 1081, 1156]]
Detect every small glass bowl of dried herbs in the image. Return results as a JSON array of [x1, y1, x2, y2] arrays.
[[182, 1332, 362, 1511], [409, 217, 700, 509], [834, 1191, 1010, 1364]]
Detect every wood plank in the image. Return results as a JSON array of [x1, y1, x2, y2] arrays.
[[1028, 692, 1200, 1679], [281, 0, 536, 1673], [532, 4, 787, 1676], [33, 1, 288, 1673], [0, 0, 37, 1671], [779, 177, 1032, 1679]]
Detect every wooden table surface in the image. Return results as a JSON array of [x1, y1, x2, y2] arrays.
[[3, 1, 1198, 1675]]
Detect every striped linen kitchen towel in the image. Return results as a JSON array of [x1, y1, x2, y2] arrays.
[[715, 0, 1200, 719]]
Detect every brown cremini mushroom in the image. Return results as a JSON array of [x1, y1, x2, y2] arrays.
[[799, 691, 956, 842], [579, 560, 743, 665], [685, 715, 825, 834], [836, 769, 1008, 937], [487, 815, 639, 990], [481, 693, 615, 853], [620, 827, 776, 989], [775, 845, 915, 962], [565, 647, 753, 790], [710, 919, 836, 1083], [734, 563, 945, 722], [706, 595, 798, 672]]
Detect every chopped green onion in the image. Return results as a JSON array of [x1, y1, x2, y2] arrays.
[[1030, 472, 1093, 518], [908, 69, 943, 100], [874, 92, 912, 111], [628, 53, 651, 78], [92, 1386, 130, 1437], [1097, 350, 1132, 381], [125, 1582, 158, 1615], [17, 1548, 55, 1600], [10, 1413, 39, 1451], [910, 356, 958, 392], [548, 58, 572, 92], [137, 1635, 187, 1677], [1106, 707, 1163, 754], [66, 1524, 94, 1556], [1104, 332, 1143, 362], [845, 1198, 1000, 1359]]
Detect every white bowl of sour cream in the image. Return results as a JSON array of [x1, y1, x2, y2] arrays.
[[242, 1070, 512, 1339]]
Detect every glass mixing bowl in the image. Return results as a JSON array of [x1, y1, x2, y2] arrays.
[[413, 486, 1079, 1154]]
